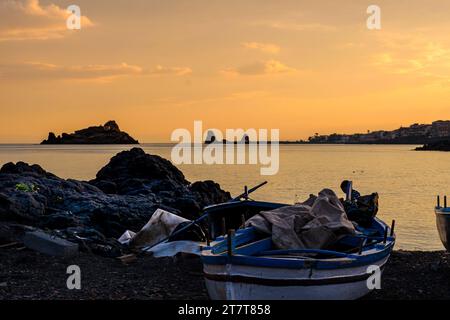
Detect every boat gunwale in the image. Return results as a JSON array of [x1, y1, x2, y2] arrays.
[[202, 234, 395, 270], [203, 199, 289, 214], [435, 207, 450, 214]]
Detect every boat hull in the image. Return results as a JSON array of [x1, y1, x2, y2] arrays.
[[203, 255, 389, 300], [436, 208, 450, 251]]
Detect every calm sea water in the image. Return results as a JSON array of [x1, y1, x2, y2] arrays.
[[0, 144, 448, 251]]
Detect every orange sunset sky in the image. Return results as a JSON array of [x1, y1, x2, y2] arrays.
[[1, 0, 450, 143]]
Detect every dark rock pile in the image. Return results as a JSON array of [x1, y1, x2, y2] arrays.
[[41, 120, 139, 144], [90, 148, 230, 219], [415, 140, 450, 151], [0, 148, 230, 256]]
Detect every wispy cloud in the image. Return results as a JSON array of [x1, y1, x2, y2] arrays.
[[221, 60, 297, 76], [149, 65, 192, 76], [0, 0, 94, 41], [242, 42, 280, 54], [166, 90, 272, 108], [252, 20, 336, 32], [371, 32, 450, 80], [0, 61, 192, 82]]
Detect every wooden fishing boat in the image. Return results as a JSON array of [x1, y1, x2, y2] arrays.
[[201, 200, 395, 300], [435, 196, 450, 250]]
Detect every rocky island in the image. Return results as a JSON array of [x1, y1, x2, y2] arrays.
[[415, 140, 450, 151], [41, 120, 139, 144]]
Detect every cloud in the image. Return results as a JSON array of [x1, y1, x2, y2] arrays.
[[371, 32, 450, 79], [0, 0, 94, 41], [222, 60, 296, 76], [252, 20, 336, 32], [0, 61, 193, 82], [149, 65, 192, 76], [166, 91, 271, 108], [242, 42, 280, 54]]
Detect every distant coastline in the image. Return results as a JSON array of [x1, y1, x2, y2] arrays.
[[304, 120, 450, 145], [33, 119, 450, 146], [203, 120, 450, 145], [278, 139, 445, 145]]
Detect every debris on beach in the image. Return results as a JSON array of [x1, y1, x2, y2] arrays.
[[117, 253, 138, 265], [128, 209, 191, 248], [23, 230, 79, 258]]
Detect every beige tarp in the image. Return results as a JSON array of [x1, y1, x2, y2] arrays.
[[118, 209, 206, 257], [245, 189, 356, 249], [129, 209, 189, 248]]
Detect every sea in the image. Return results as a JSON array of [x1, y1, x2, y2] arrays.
[[1, 143, 448, 251]]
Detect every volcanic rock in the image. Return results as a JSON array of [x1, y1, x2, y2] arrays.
[[0, 149, 230, 256], [415, 140, 450, 151], [41, 120, 139, 144]]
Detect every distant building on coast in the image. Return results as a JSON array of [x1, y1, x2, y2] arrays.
[[431, 120, 450, 138], [308, 120, 450, 144]]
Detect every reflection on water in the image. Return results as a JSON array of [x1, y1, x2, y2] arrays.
[[0, 144, 449, 251]]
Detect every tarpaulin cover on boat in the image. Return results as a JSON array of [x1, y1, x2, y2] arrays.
[[129, 209, 189, 248], [245, 189, 356, 249], [118, 209, 208, 257]]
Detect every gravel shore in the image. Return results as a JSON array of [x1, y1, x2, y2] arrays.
[[1, 246, 450, 300]]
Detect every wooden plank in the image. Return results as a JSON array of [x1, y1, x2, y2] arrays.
[[117, 254, 137, 264], [212, 228, 257, 255], [0, 242, 19, 249]]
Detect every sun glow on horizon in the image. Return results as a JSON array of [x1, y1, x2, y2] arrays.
[[1, 0, 450, 143]]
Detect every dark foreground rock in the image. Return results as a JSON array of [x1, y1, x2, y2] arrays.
[[0, 248, 449, 300], [90, 148, 230, 218], [415, 140, 450, 151], [41, 120, 139, 144], [0, 148, 230, 256]]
